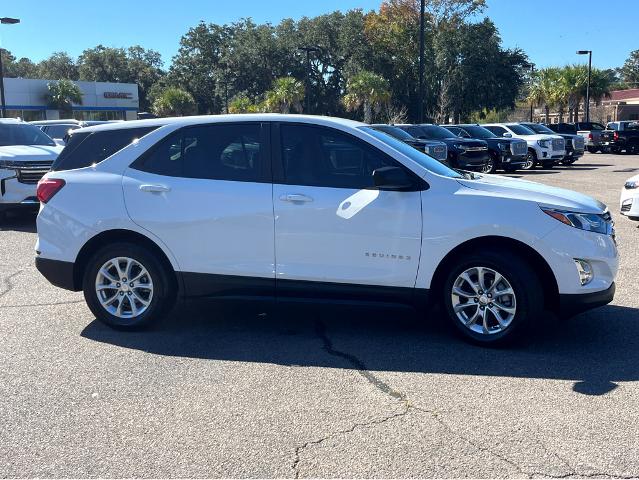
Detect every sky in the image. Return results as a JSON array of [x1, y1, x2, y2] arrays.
[[1, 0, 637, 71]]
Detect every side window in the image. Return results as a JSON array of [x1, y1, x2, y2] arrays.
[[280, 124, 401, 189], [406, 126, 424, 138], [137, 123, 263, 182], [485, 126, 506, 136]]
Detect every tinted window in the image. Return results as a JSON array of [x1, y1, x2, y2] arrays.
[[507, 124, 536, 135], [444, 126, 467, 137], [523, 123, 555, 134], [484, 125, 507, 136], [0, 123, 55, 146], [44, 124, 79, 139], [137, 123, 263, 182], [458, 125, 496, 139], [52, 127, 158, 171], [280, 124, 402, 189], [409, 125, 455, 140], [372, 126, 415, 141]]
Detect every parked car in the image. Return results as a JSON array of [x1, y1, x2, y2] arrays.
[[523, 122, 584, 165], [443, 124, 528, 173], [395, 124, 492, 173], [482, 123, 566, 170], [620, 174, 639, 221], [30, 119, 124, 145], [369, 124, 447, 162], [601, 121, 639, 154], [0, 119, 64, 220], [571, 122, 606, 153], [35, 114, 618, 346]]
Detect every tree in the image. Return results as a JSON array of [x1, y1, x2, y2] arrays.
[[0, 49, 39, 78], [619, 50, 639, 88], [528, 68, 561, 123], [343, 71, 391, 123], [38, 52, 79, 80], [264, 77, 305, 113], [152, 87, 196, 117], [45, 79, 83, 118], [228, 95, 261, 113]]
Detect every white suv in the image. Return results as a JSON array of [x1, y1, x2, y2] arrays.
[[483, 123, 566, 170], [0, 119, 64, 220], [35, 115, 618, 345]]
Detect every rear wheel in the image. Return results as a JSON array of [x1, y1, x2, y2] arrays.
[[82, 242, 175, 329], [586, 146, 597, 154], [522, 150, 536, 170], [442, 250, 543, 346]]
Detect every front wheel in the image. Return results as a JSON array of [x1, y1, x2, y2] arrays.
[[442, 250, 543, 346], [480, 156, 497, 174], [83, 242, 175, 329], [522, 150, 536, 170]]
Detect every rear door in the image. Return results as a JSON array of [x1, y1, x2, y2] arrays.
[[272, 123, 422, 299], [122, 122, 275, 297]]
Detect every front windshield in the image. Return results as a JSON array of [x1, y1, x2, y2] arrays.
[[458, 125, 496, 139], [360, 126, 462, 179], [414, 124, 456, 140], [373, 126, 415, 141], [507, 124, 536, 135], [523, 123, 554, 134], [0, 123, 56, 147]]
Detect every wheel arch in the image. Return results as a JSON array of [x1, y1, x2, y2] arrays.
[[73, 229, 180, 294], [429, 235, 559, 312]]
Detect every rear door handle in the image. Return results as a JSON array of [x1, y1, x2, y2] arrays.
[[279, 193, 313, 203], [139, 184, 171, 193]]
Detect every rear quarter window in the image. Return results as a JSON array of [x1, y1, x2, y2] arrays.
[[51, 126, 159, 171]]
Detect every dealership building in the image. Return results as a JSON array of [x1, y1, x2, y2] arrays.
[[2, 77, 139, 121]]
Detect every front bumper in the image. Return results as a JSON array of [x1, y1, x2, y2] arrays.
[[558, 282, 615, 318], [499, 153, 527, 166], [1, 172, 39, 208], [620, 190, 639, 219], [35, 256, 79, 291], [455, 152, 490, 169]]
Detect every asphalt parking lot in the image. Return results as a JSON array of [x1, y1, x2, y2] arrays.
[[1, 153, 639, 478]]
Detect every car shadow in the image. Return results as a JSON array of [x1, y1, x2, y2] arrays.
[[81, 300, 639, 396], [0, 210, 37, 233]]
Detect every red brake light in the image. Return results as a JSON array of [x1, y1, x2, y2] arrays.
[[613, 131, 619, 141], [588, 133, 593, 140], [36, 178, 65, 203]]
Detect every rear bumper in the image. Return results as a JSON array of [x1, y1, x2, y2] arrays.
[[558, 282, 615, 318], [35, 256, 79, 291]]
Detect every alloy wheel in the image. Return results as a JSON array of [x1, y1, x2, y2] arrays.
[[522, 152, 535, 170], [95, 257, 154, 319], [450, 266, 516, 335]]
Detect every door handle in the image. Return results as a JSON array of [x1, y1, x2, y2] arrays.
[[279, 193, 313, 203], [139, 184, 171, 193]]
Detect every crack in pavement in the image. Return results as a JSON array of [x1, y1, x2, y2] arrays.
[[0, 270, 22, 300], [291, 320, 638, 479], [0, 299, 84, 309]]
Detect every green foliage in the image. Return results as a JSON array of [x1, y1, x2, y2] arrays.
[[45, 79, 83, 116], [619, 50, 639, 88], [228, 95, 261, 113], [38, 52, 79, 80], [152, 86, 196, 117], [263, 77, 305, 113], [343, 71, 391, 123]]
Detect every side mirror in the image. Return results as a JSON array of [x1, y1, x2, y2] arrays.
[[502, 133, 512, 138], [373, 166, 416, 191]]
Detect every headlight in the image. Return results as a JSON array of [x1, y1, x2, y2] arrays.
[[542, 208, 611, 235], [498, 143, 509, 151], [625, 180, 639, 189], [537, 139, 550, 148]]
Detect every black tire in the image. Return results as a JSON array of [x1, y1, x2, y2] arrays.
[[541, 161, 555, 169], [522, 149, 536, 170], [480, 155, 497, 174], [82, 242, 175, 330], [442, 249, 543, 346], [560, 158, 576, 165], [503, 165, 518, 173], [586, 146, 597, 154]]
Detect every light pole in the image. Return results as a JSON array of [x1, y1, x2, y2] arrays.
[[577, 50, 592, 122], [417, 0, 425, 124], [0, 17, 20, 118], [298, 46, 320, 114]]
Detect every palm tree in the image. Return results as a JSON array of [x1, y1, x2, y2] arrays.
[[45, 79, 83, 118], [263, 77, 305, 114], [342, 71, 391, 124], [557, 65, 586, 122], [527, 68, 560, 123]]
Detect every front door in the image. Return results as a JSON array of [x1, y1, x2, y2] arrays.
[[122, 122, 274, 296], [272, 123, 422, 299]]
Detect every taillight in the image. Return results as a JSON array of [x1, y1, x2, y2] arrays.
[[36, 178, 65, 203], [588, 133, 593, 140], [614, 131, 619, 141]]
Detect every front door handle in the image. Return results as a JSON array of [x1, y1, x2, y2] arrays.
[[139, 184, 171, 193], [279, 193, 313, 203]]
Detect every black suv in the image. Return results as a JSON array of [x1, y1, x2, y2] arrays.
[[369, 125, 448, 162], [443, 124, 528, 173], [396, 124, 491, 172]]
